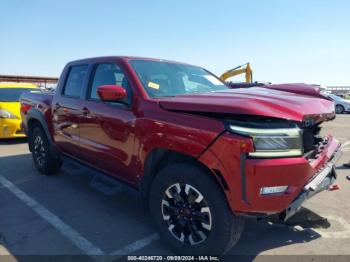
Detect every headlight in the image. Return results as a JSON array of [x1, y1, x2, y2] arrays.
[[228, 124, 303, 158], [0, 109, 19, 119]]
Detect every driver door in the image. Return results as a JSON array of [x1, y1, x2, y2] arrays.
[[77, 63, 136, 183]]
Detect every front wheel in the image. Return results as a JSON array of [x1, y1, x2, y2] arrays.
[[149, 164, 245, 255], [29, 125, 62, 175]]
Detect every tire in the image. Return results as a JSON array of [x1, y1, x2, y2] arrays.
[[335, 105, 345, 114], [29, 125, 62, 175], [149, 163, 245, 255]]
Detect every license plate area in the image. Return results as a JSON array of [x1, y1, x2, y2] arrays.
[[305, 164, 333, 191], [304, 148, 341, 191]]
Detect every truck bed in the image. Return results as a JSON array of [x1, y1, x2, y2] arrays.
[[20, 90, 54, 134]]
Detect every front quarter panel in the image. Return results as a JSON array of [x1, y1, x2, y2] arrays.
[[137, 105, 225, 172]]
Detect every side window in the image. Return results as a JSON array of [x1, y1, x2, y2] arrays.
[[63, 65, 88, 98], [89, 63, 131, 102]]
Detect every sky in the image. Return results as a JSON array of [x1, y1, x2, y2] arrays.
[[1, 0, 349, 86]]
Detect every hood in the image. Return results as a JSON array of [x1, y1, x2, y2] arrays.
[[158, 86, 335, 123], [262, 83, 325, 98]]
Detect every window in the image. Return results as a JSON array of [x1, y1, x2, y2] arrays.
[[63, 65, 88, 98], [129, 60, 228, 98], [89, 63, 131, 103], [0, 88, 38, 102]]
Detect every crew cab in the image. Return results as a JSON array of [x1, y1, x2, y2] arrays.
[[20, 56, 341, 255]]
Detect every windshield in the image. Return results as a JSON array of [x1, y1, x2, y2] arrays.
[[0, 88, 37, 102], [130, 60, 229, 98], [327, 93, 342, 101]]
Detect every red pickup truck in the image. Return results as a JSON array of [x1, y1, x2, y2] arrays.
[[20, 56, 341, 255]]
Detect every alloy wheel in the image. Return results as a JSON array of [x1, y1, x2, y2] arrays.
[[33, 136, 46, 167], [161, 183, 212, 245]]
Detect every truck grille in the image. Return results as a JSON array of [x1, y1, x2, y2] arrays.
[[303, 124, 323, 154]]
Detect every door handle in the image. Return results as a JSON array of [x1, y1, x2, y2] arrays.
[[53, 103, 68, 113], [81, 107, 90, 115], [53, 103, 61, 112]]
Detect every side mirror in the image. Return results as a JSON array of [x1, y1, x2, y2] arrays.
[[97, 85, 127, 102]]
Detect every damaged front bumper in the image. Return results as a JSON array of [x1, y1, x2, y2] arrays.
[[282, 147, 342, 221]]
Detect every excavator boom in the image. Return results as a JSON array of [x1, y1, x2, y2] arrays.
[[220, 63, 253, 83]]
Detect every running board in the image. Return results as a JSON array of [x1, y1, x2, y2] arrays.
[[61, 156, 140, 197], [90, 173, 122, 195]]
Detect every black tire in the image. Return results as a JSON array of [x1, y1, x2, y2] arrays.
[[29, 125, 62, 175], [335, 105, 345, 114], [149, 163, 245, 255]]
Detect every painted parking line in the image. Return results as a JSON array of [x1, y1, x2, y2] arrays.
[[109, 233, 159, 256], [0, 175, 41, 190], [0, 174, 160, 256], [0, 175, 105, 256], [305, 216, 350, 239], [341, 140, 350, 152], [288, 216, 350, 239]]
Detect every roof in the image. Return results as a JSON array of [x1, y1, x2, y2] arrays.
[[0, 82, 38, 88], [68, 56, 194, 67]]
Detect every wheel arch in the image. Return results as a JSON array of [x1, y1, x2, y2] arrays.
[[26, 109, 56, 154], [139, 148, 229, 210]]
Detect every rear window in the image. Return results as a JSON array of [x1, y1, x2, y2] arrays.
[[0, 88, 37, 102], [63, 65, 88, 98]]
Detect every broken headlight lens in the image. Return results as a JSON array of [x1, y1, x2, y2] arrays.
[[228, 124, 303, 158]]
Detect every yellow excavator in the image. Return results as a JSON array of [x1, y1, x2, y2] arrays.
[[220, 63, 316, 96], [219, 63, 253, 83]]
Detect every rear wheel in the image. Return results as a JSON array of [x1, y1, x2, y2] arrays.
[[335, 105, 345, 114], [30, 125, 62, 175], [149, 163, 245, 255]]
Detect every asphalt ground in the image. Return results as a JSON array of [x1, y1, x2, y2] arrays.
[[0, 115, 349, 262]]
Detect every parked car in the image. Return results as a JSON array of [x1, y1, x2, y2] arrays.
[[20, 57, 341, 255], [322, 92, 350, 114], [0, 82, 39, 139]]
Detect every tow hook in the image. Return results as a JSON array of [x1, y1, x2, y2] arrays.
[[328, 184, 340, 191]]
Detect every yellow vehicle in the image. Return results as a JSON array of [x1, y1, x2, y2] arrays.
[[219, 63, 253, 83], [0, 82, 39, 138]]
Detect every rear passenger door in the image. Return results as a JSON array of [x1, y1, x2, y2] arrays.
[[53, 65, 88, 157]]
